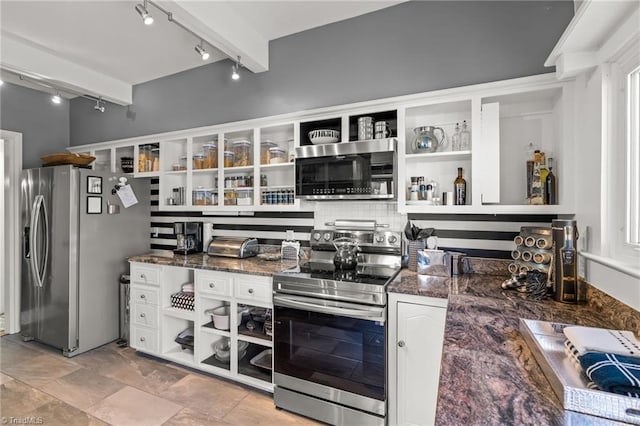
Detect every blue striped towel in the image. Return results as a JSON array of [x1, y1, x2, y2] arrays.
[[579, 352, 640, 398]]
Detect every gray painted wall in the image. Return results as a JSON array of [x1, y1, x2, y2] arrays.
[[0, 82, 70, 168], [70, 1, 573, 145]]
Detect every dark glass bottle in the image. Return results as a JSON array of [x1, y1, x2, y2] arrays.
[[545, 157, 557, 205], [454, 167, 466, 205]]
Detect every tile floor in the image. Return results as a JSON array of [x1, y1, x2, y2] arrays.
[[0, 334, 321, 425]]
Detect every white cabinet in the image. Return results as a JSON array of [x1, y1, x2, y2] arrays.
[[388, 293, 448, 426], [129, 263, 161, 354], [129, 262, 273, 392]]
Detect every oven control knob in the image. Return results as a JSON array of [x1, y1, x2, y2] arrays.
[[313, 232, 322, 241], [388, 235, 398, 244], [375, 234, 385, 243], [323, 232, 332, 241]]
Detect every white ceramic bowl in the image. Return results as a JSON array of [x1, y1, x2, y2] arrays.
[[309, 129, 340, 144], [207, 306, 245, 330]]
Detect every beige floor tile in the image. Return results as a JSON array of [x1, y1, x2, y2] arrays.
[[222, 391, 322, 426], [162, 407, 231, 426], [159, 374, 249, 420], [87, 386, 182, 426], [39, 367, 125, 410], [74, 345, 187, 395], [0, 372, 14, 385], [0, 379, 55, 417], [2, 354, 81, 388], [0, 339, 46, 369], [24, 399, 108, 426]]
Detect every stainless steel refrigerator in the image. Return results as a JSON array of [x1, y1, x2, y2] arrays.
[[20, 165, 149, 356]]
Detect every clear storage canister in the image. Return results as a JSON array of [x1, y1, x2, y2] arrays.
[[203, 143, 217, 168], [268, 147, 287, 164], [233, 140, 252, 167], [236, 189, 253, 206], [260, 141, 277, 164], [224, 190, 237, 205], [193, 187, 207, 205], [193, 153, 206, 170], [223, 151, 235, 168]]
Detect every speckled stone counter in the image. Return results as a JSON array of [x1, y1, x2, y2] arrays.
[[389, 270, 639, 425], [128, 253, 298, 277]]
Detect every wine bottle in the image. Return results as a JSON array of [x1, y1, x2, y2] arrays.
[[545, 157, 557, 205], [454, 167, 466, 205]]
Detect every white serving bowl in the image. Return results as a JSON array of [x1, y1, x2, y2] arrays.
[[309, 129, 340, 144]]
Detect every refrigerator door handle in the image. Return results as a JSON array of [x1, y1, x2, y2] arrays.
[[39, 195, 50, 288], [29, 196, 41, 287], [30, 195, 47, 288]]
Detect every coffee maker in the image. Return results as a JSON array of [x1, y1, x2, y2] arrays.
[[174, 222, 203, 255], [552, 219, 585, 304]]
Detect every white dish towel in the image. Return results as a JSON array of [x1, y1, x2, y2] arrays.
[[563, 326, 640, 358]]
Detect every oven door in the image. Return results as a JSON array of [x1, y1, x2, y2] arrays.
[[273, 294, 386, 415]]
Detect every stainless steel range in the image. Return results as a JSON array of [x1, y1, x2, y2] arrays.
[[272, 220, 402, 426]]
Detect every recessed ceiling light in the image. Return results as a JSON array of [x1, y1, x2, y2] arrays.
[[135, 2, 154, 25]]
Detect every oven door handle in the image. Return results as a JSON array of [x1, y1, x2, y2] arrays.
[[273, 295, 385, 322]]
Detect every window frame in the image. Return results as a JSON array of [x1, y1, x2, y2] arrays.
[[607, 39, 640, 264]]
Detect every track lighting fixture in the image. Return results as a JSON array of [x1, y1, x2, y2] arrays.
[[94, 98, 105, 113], [135, 2, 154, 25], [231, 56, 241, 80], [0, 79, 4, 86], [51, 92, 62, 104], [195, 41, 210, 61]]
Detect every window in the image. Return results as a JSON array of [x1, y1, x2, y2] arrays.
[[608, 40, 640, 264], [626, 66, 640, 247]]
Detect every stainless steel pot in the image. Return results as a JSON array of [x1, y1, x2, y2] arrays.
[[333, 237, 360, 270]]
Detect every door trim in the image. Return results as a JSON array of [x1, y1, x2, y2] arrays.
[[1, 130, 23, 334]]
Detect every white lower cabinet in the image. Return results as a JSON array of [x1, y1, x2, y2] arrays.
[[129, 262, 273, 392], [388, 293, 448, 426]]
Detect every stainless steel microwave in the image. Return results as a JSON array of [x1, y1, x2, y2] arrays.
[[295, 139, 397, 200]]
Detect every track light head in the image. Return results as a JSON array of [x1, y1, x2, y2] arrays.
[[231, 56, 241, 80], [94, 98, 105, 113], [51, 93, 62, 104], [0, 79, 4, 87], [135, 3, 154, 25], [195, 43, 210, 61]]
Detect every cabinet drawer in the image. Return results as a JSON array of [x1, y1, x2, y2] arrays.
[[131, 285, 159, 306], [131, 327, 158, 353], [196, 272, 232, 297], [132, 303, 159, 329], [130, 264, 160, 285], [234, 276, 272, 304]]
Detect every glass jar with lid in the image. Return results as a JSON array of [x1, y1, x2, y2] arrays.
[[223, 151, 235, 168], [203, 142, 217, 168], [260, 140, 277, 164], [138, 145, 150, 172], [268, 147, 287, 164], [150, 147, 160, 171], [224, 189, 237, 205], [232, 140, 252, 167], [193, 152, 206, 170], [236, 189, 253, 206], [193, 187, 207, 205]]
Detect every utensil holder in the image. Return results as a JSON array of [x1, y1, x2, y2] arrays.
[[408, 240, 426, 272]]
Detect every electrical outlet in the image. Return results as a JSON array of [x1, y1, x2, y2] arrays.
[[153, 227, 159, 237], [286, 230, 295, 241], [578, 226, 589, 279]]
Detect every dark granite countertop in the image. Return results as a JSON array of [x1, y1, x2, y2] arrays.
[[390, 270, 639, 425], [128, 253, 298, 277], [129, 254, 638, 424]]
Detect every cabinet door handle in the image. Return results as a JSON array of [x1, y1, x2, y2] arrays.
[[398, 340, 405, 348], [248, 288, 254, 294], [141, 274, 146, 279], [140, 337, 146, 342], [140, 313, 146, 318], [140, 294, 146, 299], [209, 283, 215, 288]]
